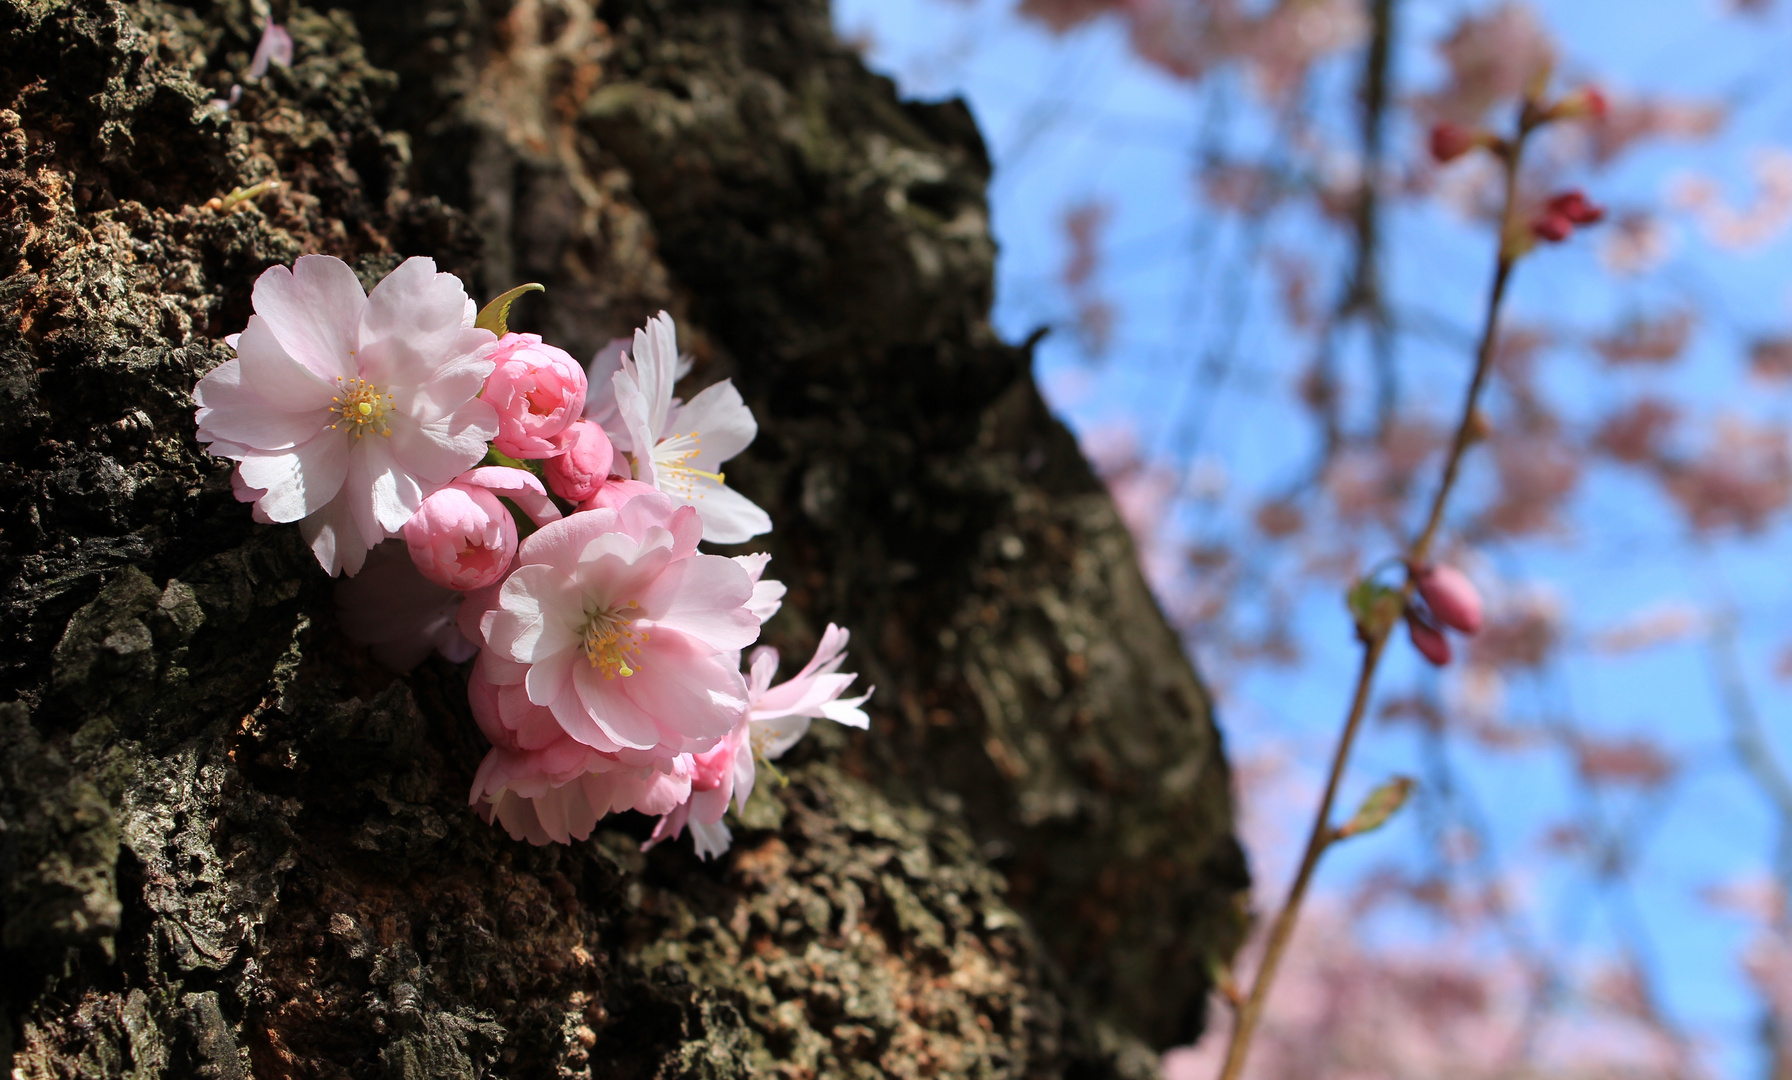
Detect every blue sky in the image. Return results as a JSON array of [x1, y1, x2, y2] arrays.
[[834, 0, 1792, 1074]]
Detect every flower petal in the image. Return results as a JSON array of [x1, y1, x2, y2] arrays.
[[232, 315, 339, 414], [635, 554, 759, 652], [458, 466, 562, 527], [620, 632, 746, 745], [299, 489, 370, 576], [674, 378, 756, 466], [194, 355, 333, 451], [574, 664, 664, 750], [388, 407, 497, 488], [680, 477, 772, 544], [235, 431, 350, 522], [630, 311, 680, 440], [251, 255, 364, 383], [491, 563, 573, 662], [359, 257, 479, 377], [358, 433, 427, 534]]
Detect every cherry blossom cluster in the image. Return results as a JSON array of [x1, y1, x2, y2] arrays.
[[194, 255, 870, 855]]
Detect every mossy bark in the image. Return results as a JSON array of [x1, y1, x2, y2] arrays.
[[0, 0, 1249, 1075]]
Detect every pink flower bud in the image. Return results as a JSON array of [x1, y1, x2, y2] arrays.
[[1415, 563, 1483, 635], [1406, 610, 1453, 667], [403, 482, 517, 591], [1429, 122, 1478, 164], [483, 333, 588, 459], [543, 420, 615, 503]]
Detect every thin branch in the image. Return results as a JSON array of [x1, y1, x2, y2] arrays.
[[1710, 612, 1792, 887], [1216, 101, 1532, 1080]]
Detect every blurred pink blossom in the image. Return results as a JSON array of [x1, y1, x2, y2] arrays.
[[246, 20, 292, 81], [335, 540, 476, 672], [1673, 148, 1792, 250]]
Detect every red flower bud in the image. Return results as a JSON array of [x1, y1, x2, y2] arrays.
[[1547, 190, 1605, 225], [1406, 609, 1453, 667], [1531, 213, 1573, 242], [1415, 564, 1483, 635], [1429, 122, 1478, 164]]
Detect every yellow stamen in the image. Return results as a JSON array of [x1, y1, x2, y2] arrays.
[[329, 376, 394, 439], [580, 604, 645, 679], [652, 432, 727, 497]]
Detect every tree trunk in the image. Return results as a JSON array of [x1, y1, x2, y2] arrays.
[[0, 0, 1249, 1075]]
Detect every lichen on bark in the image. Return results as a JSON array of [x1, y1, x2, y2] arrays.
[[0, 0, 1248, 1074]]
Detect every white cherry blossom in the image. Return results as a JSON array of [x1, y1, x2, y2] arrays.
[[194, 255, 499, 575], [609, 312, 772, 544]]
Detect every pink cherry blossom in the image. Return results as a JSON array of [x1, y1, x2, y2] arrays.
[[194, 255, 499, 576], [732, 552, 788, 626], [642, 721, 751, 860], [483, 333, 588, 459], [1415, 563, 1484, 635], [465, 658, 695, 844], [480, 490, 760, 757], [543, 420, 616, 502], [644, 623, 870, 860], [609, 312, 772, 543], [335, 539, 476, 672], [745, 623, 873, 756]]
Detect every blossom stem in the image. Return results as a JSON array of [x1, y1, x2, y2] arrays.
[[1216, 107, 1533, 1080]]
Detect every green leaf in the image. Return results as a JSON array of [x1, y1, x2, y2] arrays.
[[1334, 776, 1414, 841], [1346, 578, 1403, 642], [481, 445, 530, 470], [474, 283, 545, 337]]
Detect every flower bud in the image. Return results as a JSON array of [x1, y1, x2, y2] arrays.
[[1547, 189, 1604, 225], [484, 333, 588, 459], [1531, 212, 1573, 243], [1406, 609, 1453, 667], [403, 482, 517, 590], [543, 420, 616, 503], [1547, 86, 1608, 122], [1415, 563, 1483, 634], [1429, 122, 1480, 164]]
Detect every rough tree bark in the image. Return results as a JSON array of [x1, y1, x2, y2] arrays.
[[0, 0, 1250, 1075]]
